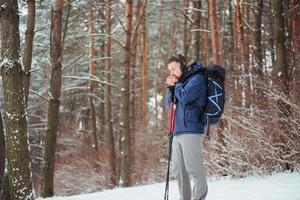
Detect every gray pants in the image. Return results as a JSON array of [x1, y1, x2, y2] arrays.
[[171, 134, 208, 200]]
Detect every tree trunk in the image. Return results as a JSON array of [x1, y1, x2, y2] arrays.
[[236, 0, 249, 108], [129, 0, 143, 181], [87, 0, 99, 152], [0, 111, 9, 199], [274, 0, 292, 171], [0, 111, 5, 196], [98, 41, 105, 143], [290, 0, 300, 105], [274, 0, 289, 98], [169, 0, 178, 54], [208, 0, 227, 174], [119, 0, 133, 187], [203, 13, 209, 65], [154, 0, 164, 126], [252, 0, 266, 109], [98, 11, 106, 143], [233, 0, 244, 107], [268, 1, 275, 70], [236, 0, 242, 62], [1, 173, 11, 200], [40, 0, 64, 197], [0, 1, 34, 199], [183, 0, 190, 58], [141, 4, 148, 127], [253, 0, 263, 78], [208, 0, 221, 64], [242, 2, 251, 110], [227, 0, 235, 85], [23, 0, 36, 108], [105, 0, 117, 186], [192, 0, 201, 60], [159, 0, 168, 125]]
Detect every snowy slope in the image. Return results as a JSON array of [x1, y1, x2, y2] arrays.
[[40, 172, 300, 200]]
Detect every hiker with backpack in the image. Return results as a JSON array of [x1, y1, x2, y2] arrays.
[[165, 54, 208, 200], [164, 53, 225, 200]]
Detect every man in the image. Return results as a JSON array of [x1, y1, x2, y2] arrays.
[[165, 54, 208, 200]]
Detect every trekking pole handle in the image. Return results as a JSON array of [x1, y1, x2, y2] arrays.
[[170, 87, 177, 104]]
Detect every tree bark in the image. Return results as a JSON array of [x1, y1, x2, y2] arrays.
[[242, 2, 251, 109], [129, 0, 143, 181], [1, 173, 11, 200], [119, 0, 133, 187], [274, 0, 289, 97], [253, 0, 263, 77], [233, 0, 244, 107], [98, 5, 106, 143], [267, 1, 275, 70], [169, 0, 178, 54], [183, 0, 190, 58], [192, 0, 201, 60], [274, 0, 292, 171], [252, 0, 266, 109], [0, 1, 34, 199], [141, 3, 148, 127], [0, 111, 5, 196], [290, 0, 300, 105], [105, 0, 117, 186], [227, 0, 234, 75], [203, 13, 209, 65], [154, 0, 164, 126], [40, 0, 64, 197], [23, 0, 36, 108], [87, 0, 99, 152], [208, 0, 221, 64], [235, 0, 244, 66], [208, 0, 227, 174]]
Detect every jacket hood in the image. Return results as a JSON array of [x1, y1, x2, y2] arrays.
[[182, 61, 205, 80]]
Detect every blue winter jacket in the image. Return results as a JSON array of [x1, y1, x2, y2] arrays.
[[165, 63, 207, 136]]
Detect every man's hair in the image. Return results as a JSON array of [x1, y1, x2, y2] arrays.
[[167, 54, 188, 72]]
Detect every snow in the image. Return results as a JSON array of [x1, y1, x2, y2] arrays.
[[38, 172, 300, 200], [278, 71, 282, 77], [0, 3, 7, 9], [0, 58, 15, 70]]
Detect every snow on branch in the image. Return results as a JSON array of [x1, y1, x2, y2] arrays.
[[29, 89, 48, 101], [62, 75, 118, 88], [190, 29, 211, 33], [62, 53, 86, 71]]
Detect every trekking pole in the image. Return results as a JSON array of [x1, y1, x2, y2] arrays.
[[164, 90, 176, 200]]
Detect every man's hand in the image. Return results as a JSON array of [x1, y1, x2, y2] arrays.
[[166, 75, 178, 86]]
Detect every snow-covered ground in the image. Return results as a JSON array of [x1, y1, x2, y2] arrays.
[[40, 172, 300, 200]]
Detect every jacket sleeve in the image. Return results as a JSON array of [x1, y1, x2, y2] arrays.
[[174, 75, 207, 106]]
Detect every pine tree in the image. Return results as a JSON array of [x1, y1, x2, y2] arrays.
[[23, 0, 36, 107], [208, 0, 220, 64], [252, 0, 265, 109], [105, 0, 117, 186], [40, 0, 64, 197], [119, 0, 133, 187], [0, 1, 34, 199], [0, 111, 5, 195], [87, 0, 99, 152], [273, 0, 292, 170]]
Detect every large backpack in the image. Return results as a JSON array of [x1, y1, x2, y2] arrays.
[[189, 62, 225, 136]]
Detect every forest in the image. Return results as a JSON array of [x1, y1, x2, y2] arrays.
[[0, 0, 299, 199]]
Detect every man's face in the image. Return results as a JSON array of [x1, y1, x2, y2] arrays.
[[168, 61, 182, 79]]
